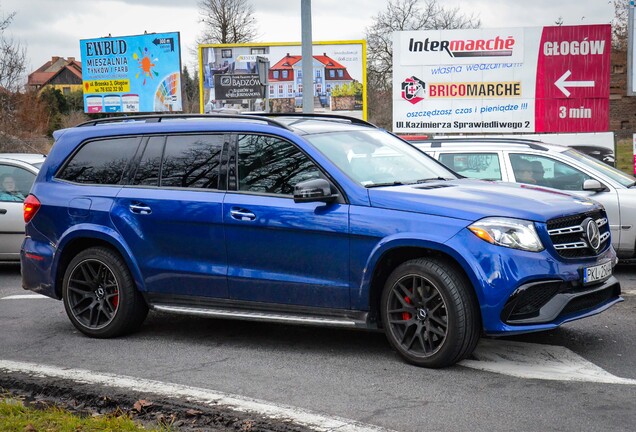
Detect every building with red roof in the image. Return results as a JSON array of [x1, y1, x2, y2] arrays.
[[27, 57, 83, 94], [268, 53, 354, 104]]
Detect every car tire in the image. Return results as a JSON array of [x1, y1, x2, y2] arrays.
[[381, 258, 480, 368], [62, 246, 148, 338]]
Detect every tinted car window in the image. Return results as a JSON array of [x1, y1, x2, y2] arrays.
[[57, 137, 140, 185], [237, 134, 320, 195], [160, 134, 224, 189], [133, 136, 165, 187]]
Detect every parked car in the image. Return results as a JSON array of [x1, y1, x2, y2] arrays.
[[21, 114, 621, 368], [0, 153, 45, 261], [408, 137, 636, 260]]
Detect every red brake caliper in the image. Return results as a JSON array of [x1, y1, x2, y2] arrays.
[[402, 296, 412, 321], [112, 291, 119, 308]]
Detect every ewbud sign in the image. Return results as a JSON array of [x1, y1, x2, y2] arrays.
[[393, 25, 610, 134], [80, 31, 182, 113]]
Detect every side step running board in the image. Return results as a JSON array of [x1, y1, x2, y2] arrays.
[[152, 304, 366, 328]]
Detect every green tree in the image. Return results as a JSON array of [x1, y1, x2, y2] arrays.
[[182, 65, 200, 113]]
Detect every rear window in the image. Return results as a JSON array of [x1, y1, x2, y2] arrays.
[[57, 137, 140, 185]]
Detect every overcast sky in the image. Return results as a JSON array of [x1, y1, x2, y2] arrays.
[[1, 0, 616, 73]]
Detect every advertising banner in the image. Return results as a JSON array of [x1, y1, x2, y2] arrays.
[[393, 25, 610, 133], [213, 74, 265, 99], [199, 40, 366, 119], [80, 32, 182, 113]]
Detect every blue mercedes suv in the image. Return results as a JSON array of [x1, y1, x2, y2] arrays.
[[21, 114, 622, 368]]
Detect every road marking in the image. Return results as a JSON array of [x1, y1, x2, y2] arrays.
[[1, 294, 49, 300], [0, 360, 394, 432], [460, 339, 636, 385]]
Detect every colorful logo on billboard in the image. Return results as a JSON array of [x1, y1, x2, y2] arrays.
[[401, 76, 426, 104]]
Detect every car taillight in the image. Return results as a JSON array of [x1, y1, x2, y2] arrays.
[[24, 195, 41, 223]]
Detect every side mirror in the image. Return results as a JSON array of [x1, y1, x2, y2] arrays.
[[293, 179, 339, 203], [582, 179, 608, 192]]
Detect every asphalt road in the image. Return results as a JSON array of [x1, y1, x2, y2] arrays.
[[1, 262, 635, 431]]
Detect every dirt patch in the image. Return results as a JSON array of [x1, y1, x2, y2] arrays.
[[0, 371, 315, 432]]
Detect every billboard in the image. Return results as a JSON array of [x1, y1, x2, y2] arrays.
[[393, 25, 611, 134], [80, 32, 182, 113], [198, 40, 367, 118]]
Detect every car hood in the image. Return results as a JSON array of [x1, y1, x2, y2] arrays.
[[367, 179, 602, 222]]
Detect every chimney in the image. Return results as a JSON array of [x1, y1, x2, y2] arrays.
[[52, 56, 60, 63], [68, 57, 75, 62]]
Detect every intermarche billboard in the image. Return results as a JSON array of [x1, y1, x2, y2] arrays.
[[393, 25, 611, 134], [80, 31, 182, 114]]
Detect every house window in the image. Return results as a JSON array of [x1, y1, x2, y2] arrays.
[[316, 84, 322, 94], [251, 48, 266, 54], [329, 70, 335, 78], [315, 69, 321, 78], [338, 70, 344, 78], [62, 87, 71, 95], [221, 49, 232, 58], [269, 85, 274, 96], [288, 84, 293, 94], [326, 84, 331, 93], [282, 70, 289, 79], [297, 70, 303, 78], [278, 84, 284, 95], [298, 84, 303, 95], [273, 71, 279, 79]]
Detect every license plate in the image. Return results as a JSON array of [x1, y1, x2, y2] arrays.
[[582, 261, 612, 284]]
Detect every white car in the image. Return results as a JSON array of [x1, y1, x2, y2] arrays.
[[410, 138, 636, 259], [0, 153, 45, 261]]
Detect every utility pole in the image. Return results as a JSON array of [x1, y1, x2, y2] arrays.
[[301, 0, 314, 113]]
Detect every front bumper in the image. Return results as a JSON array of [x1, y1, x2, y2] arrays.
[[446, 229, 622, 335]]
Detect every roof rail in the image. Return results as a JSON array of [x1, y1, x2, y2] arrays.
[[75, 114, 292, 130], [251, 112, 377, 128], [427, 138, 549, 151]]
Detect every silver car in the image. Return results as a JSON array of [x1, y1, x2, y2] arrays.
[[410, 138, 636, 259], [0, 153, 45, 261]]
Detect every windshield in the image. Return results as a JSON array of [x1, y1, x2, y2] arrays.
[[305, 129, 457, 187], [564, 149, 635, 187]]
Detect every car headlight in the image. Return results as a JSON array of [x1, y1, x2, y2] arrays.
[[468, 217, 544, 252]]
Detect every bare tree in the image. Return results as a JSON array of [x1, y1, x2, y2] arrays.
[[196, 0, 258, 45], [366, 0, 480, 92], [365, 0, 480, 128], [0, 7, 27, 92]]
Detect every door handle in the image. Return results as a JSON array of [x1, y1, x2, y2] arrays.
[[230, 208, 256, 221], [129, 204, 152, 215], [0, 209, 6, 215]]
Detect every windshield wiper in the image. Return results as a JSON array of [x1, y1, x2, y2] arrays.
[[415, 177, 449, 183], [365, 181, 404, 188]]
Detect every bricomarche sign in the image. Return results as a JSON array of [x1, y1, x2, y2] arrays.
[[393, 25, 610, 133]]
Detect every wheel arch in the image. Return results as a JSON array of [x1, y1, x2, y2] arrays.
[[53, 226, 144, 299], [363, 239, 481, 328]]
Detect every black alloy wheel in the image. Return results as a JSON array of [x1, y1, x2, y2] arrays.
[[63, 247, 148, 338], [385, 272, 449, 357], [381, 258, 480, 368]]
